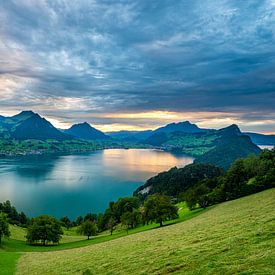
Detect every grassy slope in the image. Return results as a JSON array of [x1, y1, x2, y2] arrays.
[[0, 203, 204, 253], [17, 189, 275, 275]]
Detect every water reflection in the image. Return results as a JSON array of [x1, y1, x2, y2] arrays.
[[0, 149, 193, 218], [102, 149, 193, 181]]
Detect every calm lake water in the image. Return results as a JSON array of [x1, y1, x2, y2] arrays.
[[0, 149, 193, 219]]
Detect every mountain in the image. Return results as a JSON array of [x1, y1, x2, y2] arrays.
[[107, 130, 153, 141], [217, 124, 241, 136], [194, 134, 261, 169], [143, 132, 169, 146], [64, 122, 109, 140], [107, 121, 204, 142], [10, 110, 36, 123], [245, 132, 275, 145], [144, 124, 244, 150], [117, 121, 207, 145], [12, 113, 70, 141], [0, 111, 71, 140], [154, 121, 205, 134], [0, 111, 107, 143], [143, 124, 261, 169]]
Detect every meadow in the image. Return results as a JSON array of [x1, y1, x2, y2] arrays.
[[0, 201, 205, 274], [0, 189, 273, 274]]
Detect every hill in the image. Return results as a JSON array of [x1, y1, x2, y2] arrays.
[[194, 135, 261, 169], [16, 189, 275, 274], [64, 122, 109, 140], [245, 132, 275, 145], [134, 163, 223, 198]]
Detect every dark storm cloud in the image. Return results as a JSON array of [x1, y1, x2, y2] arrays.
[[0, 0, 274, 131]]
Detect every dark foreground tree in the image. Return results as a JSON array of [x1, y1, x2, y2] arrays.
[[0, 212, 10, 244], [26, 215, 63, 246], [78, 220, 97, 240], [143, 194, 178, 227]]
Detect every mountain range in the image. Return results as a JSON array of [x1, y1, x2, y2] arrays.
[[1, 111, 273, 145], [108, 121, 274, 146], [0, 111, 107, 141], [0, 110, 273, 169]]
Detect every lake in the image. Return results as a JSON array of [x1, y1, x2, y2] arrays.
[[0, 149, 193, 219]]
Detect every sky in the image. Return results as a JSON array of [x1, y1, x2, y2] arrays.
[[0, 0, 275, 133]]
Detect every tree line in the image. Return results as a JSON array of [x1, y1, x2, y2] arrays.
[[0, 194, 178, 245], [182, 149, 275, 210]]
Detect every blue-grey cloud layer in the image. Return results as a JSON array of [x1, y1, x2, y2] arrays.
[[0, 0, 274, 131]]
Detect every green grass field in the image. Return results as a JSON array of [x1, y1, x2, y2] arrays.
[[0, 201, 205, 274], [8, 189, 274, 274]]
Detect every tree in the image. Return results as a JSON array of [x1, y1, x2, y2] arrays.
[[183, 188, 197, 210], [26, 215, 63, 246], [60, 216, 71, 230], [78, 220, 97, 240], [75, 216, 84, 226], [0, 200, 19, 225], [114, 197, 139, 222], [18, 212, 28, 226], [121, 210, 141, 234], [84, 213, 97, 222], [143, 194, 178, 227], [0, 200, 29, 226], [223, 159, 249, 200], [0, 212, 10, 244], [107, 217, 116, 235]]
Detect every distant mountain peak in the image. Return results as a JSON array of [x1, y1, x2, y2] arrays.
[[11, 110, 36, 122], [65, 122, 108, 140], [78, 122, 92, 127], [11, 112, 70, 140], [218, 124, 242, 135], [18, 110, 35, 116], [154, 120, 204, 134], [176, 121, 192, 125]]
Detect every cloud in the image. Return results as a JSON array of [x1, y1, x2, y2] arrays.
[[0, 0, 274, 132]]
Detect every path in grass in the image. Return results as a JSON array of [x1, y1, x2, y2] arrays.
[[17, 189, 275, 274]]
